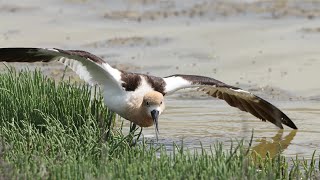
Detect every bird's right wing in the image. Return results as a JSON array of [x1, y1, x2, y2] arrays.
[[163, 74, 297, 129], [0, 48, 123, 88]]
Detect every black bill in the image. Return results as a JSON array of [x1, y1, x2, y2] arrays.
[[151, 110, 160, 141]]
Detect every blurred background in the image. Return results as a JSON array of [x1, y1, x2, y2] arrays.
[[1, 0, 320, 158]]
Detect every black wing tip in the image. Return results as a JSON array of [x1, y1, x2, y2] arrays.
[[0, 47, 41, 51], [278, 111, 298, 130], [253, 95, 298, 130], [269, 112, 296, 130], [0, 48, 44, 55], [0, 48, 55, 63], [262, 113, 297, 130], [285, 120, 298, 129], [269, 111, 298, 130]]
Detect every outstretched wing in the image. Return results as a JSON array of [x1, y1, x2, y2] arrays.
[[163, 74, 297, 129], [0, 48, 123, 88]]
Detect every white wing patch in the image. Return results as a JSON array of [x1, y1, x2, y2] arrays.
[[57, 57, 97, 85], [164, 76, 192, 94], [48, 49, 124, 90], [102, 63, 122, 83]]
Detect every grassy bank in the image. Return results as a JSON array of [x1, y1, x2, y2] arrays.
[[0, 68, 319, 179]]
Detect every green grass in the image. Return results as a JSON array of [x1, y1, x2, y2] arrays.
[[0, 68, 319, 179]]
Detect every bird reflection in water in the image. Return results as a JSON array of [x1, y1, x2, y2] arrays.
[[251, 130, 297, 159]]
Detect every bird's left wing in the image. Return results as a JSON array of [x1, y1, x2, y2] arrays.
[[0, 48, 123, 88], [163, 74, 297, 130]]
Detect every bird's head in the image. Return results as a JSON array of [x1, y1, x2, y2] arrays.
[[142, 91, 165, 139]]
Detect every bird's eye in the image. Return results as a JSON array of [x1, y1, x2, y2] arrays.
[[146, 102, 149, 106], [160, 101, 163, 104]]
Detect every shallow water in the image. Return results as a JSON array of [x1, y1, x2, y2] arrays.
[[1, 0, 320, 159], [122, 97, 320, 159]]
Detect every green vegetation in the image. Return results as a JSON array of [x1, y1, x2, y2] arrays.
[[0, 68, 319, 179]]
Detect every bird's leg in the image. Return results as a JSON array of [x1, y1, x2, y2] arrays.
[[135, 127, 143, 142], [128, 122, 144, 146], [127, 122, 137, 145], [129, 122, 137, 133]]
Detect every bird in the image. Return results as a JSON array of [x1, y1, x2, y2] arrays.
[[0, 48, 298, 139]]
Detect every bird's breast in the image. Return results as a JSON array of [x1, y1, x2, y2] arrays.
[[127, 114, 154, 127]]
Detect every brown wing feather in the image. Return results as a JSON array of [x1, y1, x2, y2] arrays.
[[200, 86, 295, 129], [165, 74, 297, 129]]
